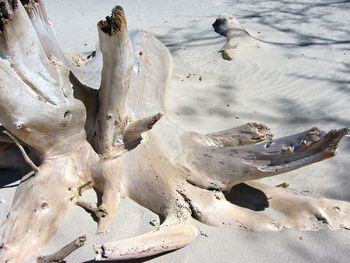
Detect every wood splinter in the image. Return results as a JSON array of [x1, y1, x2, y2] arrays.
[[37, 235, 87, 263]]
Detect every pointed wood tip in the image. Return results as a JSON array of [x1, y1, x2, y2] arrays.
[[249, 122, 274, 141], [98, 5, 127, 37], [148, 112, 163, 129], [0, 1, 40, 33], [319, 128, 348, 158]]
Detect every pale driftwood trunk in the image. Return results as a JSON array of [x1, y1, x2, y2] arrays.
[[0, 1, 349, 262], [95, 6, 134, 156]]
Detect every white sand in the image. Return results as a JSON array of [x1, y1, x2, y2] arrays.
[[1, 0, 350, 262]]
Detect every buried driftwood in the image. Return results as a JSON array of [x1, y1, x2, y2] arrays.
[[212, 16, 252, 60], [0, 1, 349, 262]]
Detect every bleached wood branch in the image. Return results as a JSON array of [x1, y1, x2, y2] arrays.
[[95, 211, 197, 260], [179, 127, 348, 191], [37, 235, 87, 263]]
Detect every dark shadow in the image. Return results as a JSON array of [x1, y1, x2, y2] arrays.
[[176, 106, 197, 116], [234, 0, 350, 49], [156, 27, 223, 55], [225, 183, 269, 211], [207, 107, 233, 118], [69, 71, 99, 148], [271, 97, 350, 128], [0, 169, 22, 188]]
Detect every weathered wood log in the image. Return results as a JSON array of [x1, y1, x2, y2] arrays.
[[0, 1, 349, 262]]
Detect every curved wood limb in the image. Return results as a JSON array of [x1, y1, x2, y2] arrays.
[[0, 141, 97, 263], [178, 179, 350, 231], [179, 127, 347, 191], [94, 209, 197, 261], [246, 181, 350, 230], [178, 182, 282, 231]]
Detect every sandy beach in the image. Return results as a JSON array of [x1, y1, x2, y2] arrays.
[[1, 0, 350, 262]]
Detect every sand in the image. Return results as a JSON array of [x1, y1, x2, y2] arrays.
[[1, 0, 350, 262]]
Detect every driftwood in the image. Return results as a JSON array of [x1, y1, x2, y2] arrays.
[[37, 235, 87, 263], [212, 16, 254, 60], [0, 1, 349, 262]]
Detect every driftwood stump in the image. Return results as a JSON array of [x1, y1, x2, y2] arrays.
[[0, 1, 349, 262]]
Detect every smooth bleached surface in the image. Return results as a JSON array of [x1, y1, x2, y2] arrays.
[[1, 0, 350, 262]]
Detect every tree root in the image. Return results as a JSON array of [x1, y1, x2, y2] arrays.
[[247, 181, 350, 230], [94, 211, 197, 261], [180, 127, 347, 191]]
